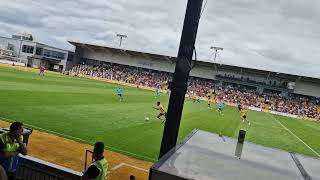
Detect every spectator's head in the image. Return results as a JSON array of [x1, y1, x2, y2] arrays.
[[10, 121, 23, 139], [93, 142, 105, 159]]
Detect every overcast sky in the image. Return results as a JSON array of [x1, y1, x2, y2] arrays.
[[0, 0, 319, 78]]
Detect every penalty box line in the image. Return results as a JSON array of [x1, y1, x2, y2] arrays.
[[0, 116, 157, 162], [111, 162, 148, 172], [268, 114, 320, 158]]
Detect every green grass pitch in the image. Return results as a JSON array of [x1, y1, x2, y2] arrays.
[[0, 66, 319, 161]]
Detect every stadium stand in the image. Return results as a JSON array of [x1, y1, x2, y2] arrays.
[[70, 63, 170, 88], [69, 62, 320, 119]]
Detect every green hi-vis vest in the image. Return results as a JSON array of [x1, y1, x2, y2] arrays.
[[92, 158, 108, 180], [0, 133, 21, 152]]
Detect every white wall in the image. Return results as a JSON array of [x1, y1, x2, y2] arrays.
[[0, 36, 37, 60], [190, 65, 216, 79], [83, 48, 175, 72], [0, 37, 24, 57], [294, 80, 320, 97]]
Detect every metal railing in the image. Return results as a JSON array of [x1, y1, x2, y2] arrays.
[[16, 164, 64, 180], [15, 155, 82, 180], [84, 150, 94, 172]]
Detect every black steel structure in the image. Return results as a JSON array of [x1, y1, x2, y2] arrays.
[[159, 0, 204, 159]]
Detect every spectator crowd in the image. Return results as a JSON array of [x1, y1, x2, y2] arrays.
[[69, 62, 320, 119], [70, 63, 169, 88]]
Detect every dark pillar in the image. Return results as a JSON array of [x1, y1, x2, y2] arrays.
[[67, 45, 83, 70], [159, 0, 204, 158]]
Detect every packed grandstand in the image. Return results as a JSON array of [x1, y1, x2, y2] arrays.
[[69, 62, 320, 119]]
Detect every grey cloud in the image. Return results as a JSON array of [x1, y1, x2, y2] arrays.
[[0, 0, 319, 78], [278, 0, 320, 22], [0, 5, 45, 28], [255, 48, 304, 65]]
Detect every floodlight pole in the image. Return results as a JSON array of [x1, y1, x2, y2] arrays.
[[159, 0, 203, 159], [116, 34, 127, 47], [210, 46, 223, 63], [210, 46, 223, 73]]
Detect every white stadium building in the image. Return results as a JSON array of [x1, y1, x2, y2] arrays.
[[0, 33, 71, 71]]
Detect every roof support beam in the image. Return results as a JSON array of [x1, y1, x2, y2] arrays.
[[159, 0, 203, 159]]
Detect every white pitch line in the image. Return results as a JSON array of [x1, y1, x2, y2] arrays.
[[111, 163, 125, 170], [250, 121, 283, 130], [0, 116, 157, 161], [268, 114, 320, 157], [111, 163, 149, 172]]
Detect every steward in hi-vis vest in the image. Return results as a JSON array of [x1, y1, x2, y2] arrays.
[[82, 142, 108, 180], [0, 122, 28, 179]]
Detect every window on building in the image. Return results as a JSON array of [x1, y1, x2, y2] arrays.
[[12, 35, 21, 40], [7, 43, 14, 51], [57, 52, 65, 59], [42, 49, 65, 60], [36, 47, 43, 55], [22, 45, 34, 54], [43, 49, 50, 57], [22, 45, 26, 52], [67, 52, 74, 61]]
